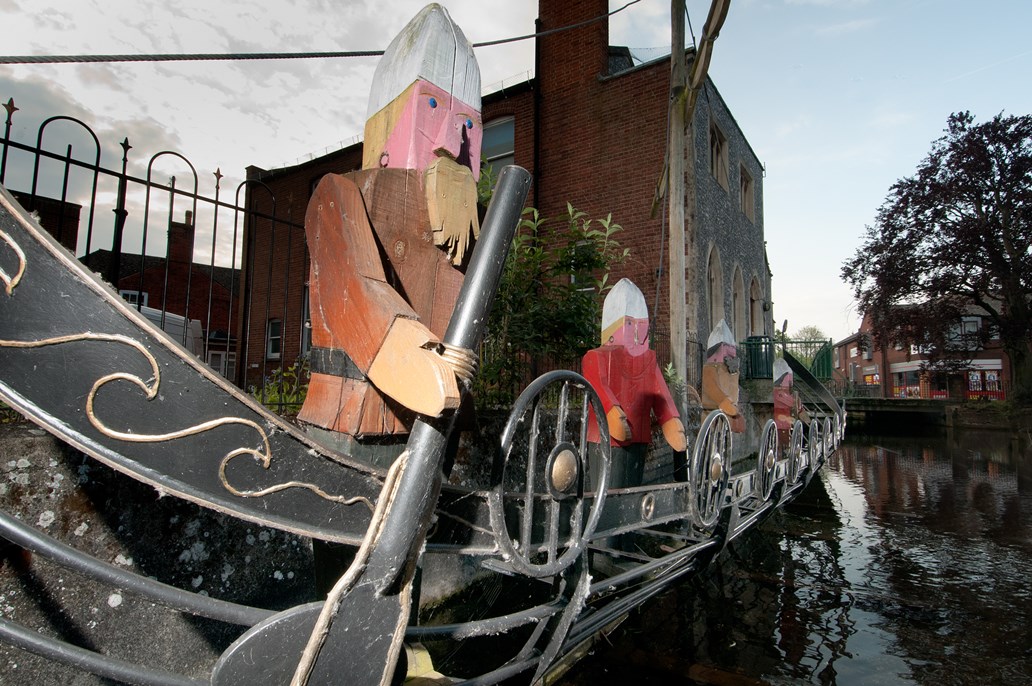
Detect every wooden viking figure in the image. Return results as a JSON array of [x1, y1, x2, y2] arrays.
[[582, 279, 687, 490], [298, 3, 482, 448], [773, 357, 809, 432], [772, 357, 795, 432], [701, 320, 746, 433]]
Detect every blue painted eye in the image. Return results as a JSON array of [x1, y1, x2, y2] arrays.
[[428, 97, 437, 108], [465, 118, 473, 129]]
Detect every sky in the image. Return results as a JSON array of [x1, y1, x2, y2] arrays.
[[1, 0, 1031, 343]]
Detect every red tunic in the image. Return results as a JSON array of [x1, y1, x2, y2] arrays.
[[581, 346, 680, 447]]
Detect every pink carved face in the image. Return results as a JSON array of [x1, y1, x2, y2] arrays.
[[706, 342, 737, 365], [380, 80, 483, 180], [610, 316, 650, 357]]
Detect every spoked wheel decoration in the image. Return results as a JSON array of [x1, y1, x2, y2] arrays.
[[787, 420, 805, 485], [690, 411, 732, 529], [756, 419, 778, 501], [823, 417, 835, 456], [809, 419, 823, 467], [488, 370, 611, 578]]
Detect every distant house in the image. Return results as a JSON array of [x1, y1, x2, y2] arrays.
[[834, 307, 1010, 400], [239, 0, 772, 390], [80, 211, 241, 379], [11, 191, 81, 253]]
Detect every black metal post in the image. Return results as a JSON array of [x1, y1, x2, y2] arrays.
[[368, 164, 532, 595]]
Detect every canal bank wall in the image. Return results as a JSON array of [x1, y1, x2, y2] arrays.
[[0, 422, 318, 683], [846, 396, 1032, 439]]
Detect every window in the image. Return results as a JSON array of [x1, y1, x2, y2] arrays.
[[119, 289, 148, 307], [568, 240, 596, 293], [482, 116, 515, 182], [945, 316, 981, 350], [739, 165, 754, 221], [732, 267, 746, 342], [749, 278, 763, 335], [266, 319, 282, 360], [709, 122, 729, 191], [207, 350, 237, 380]]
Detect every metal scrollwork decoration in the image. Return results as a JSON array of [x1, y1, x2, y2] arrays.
[[0, 332, 373, 511], [756, 418, 778, 501], [823, 416, 834, 458], [690, 410, 732, 529], [488, 370, 610, 578], [809, 419, 823, 468], [0, 228, 26, 295]]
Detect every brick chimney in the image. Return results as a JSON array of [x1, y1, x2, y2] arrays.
[[538, 0, 609, 90], [168, 210, 194, 266]]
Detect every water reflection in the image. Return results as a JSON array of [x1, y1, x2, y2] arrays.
[[558, 433, 1032, 685]]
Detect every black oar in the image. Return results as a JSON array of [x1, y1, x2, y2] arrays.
[[212, 165, 531, 686]]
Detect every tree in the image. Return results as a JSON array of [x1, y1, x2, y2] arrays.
[[784, 325, 830, 371], [473, 203, 629, 409], [842, 112, 1032, 403], [791, 325, 827, 342]]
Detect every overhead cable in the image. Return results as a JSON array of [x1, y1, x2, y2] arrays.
[[0, 1, 641, 65]]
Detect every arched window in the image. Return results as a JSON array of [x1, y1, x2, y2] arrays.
[[732, 266, 746, 342], [750, 277, 764, 336], [707, 247, 724, 333]]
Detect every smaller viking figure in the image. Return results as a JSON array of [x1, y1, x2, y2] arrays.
[[773, 357, 809, 432], [298, 4, 483, 451], [772, 357, 795, 432], [701, 320, 746, 433], [581, 279, 687, 491]]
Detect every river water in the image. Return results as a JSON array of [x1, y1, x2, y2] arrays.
[[557, 430, 1032, 685]]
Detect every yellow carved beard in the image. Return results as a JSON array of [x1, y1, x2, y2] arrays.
[[425, 157, 480, 266]]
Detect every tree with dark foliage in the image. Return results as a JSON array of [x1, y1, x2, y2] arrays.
[[842, 112, 1032, 403]]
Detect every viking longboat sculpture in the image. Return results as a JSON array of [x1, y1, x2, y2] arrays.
[[0, 5, 845, 684], [0, 171, 844, 684]]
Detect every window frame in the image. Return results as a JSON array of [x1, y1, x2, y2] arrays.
[[266, 318, 283, 361], [709, 122, 729, 191], [739, 164, 754, 221], [482, 116, 515, 180], [119, 289, 149, 307]]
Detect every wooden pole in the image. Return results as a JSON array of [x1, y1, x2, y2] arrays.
[[669, 0, 688, 407]]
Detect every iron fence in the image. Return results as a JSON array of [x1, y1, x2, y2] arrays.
[[0, 95, 309, 414], [0, 95, 718, 418], [472, 330, 705, 413], [738, 337, 835, 381]]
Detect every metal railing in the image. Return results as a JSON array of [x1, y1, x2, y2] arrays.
[[738, 337, 834, 381], [0, 95, 308, 413]]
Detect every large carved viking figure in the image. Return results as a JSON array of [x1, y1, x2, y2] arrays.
[[298, 3, 482, 442], [582, 278, 687, 490]]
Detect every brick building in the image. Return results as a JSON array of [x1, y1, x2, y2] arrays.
[[82, 211, 240, 377], [833, 309, 1010, 400], [11, 191, 81, 253], [239, 0, 771, 390]]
